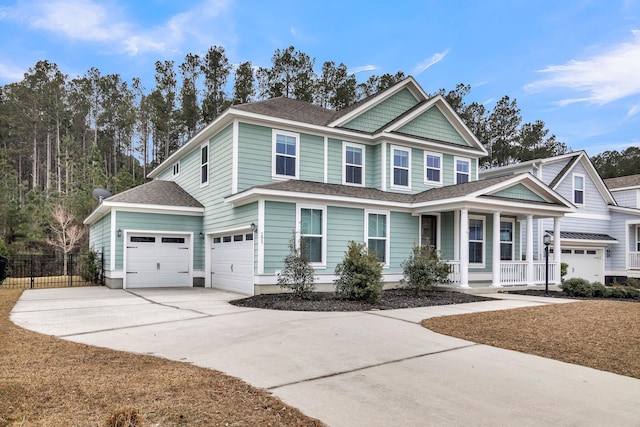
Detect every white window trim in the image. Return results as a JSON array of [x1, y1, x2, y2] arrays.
[[272, 129, 300, 180], [424, 151, 443, 185], [573, 173, 585, 206], [469, 214, 485, 268], [500, 218, 515, 261], [296, 204, 327, 268], [365, 210, 390, 268], [342, 141, 366, 187], [454, 157, 470, 185], [390, 145, 411, 190], [172, 161, 180, 178], [200, 143, 209, 187]]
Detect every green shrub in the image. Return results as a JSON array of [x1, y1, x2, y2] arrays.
[[608, 286, 628, 299], [561, 278, 593, 297], [625, 286, 640, 299], [401, 245, 450, 294], [83, 249, 101, 283], [560, 262, 568, 280], [334, 241, 384, 303], [591, 282, 608, 298], [277, 234, 316, 299], [625, 277, 640, 289]]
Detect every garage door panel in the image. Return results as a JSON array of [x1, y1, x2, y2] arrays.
[[563, 248, 602, 281], [126, 234, 191, 288], [211, 237, 254, 295]]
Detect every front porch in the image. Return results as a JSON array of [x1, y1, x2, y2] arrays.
[[446, 260, 559, 287]]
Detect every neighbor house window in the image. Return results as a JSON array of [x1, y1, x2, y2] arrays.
[[500, 220, 514, 261], [573, 174, 585, 205], [200, 144, 209, 186], [425, 152, 442, 185], [391, 146, 410, 189], [469, 216, 485, 265], [366, 212, 389, 264], [455, 158, 470, 184], [343, 142, 364, 185], [172, 161, 180, 177], [299, 206, 325, 265], [273, 130, 299, 178], [636, 226, 640, 251]]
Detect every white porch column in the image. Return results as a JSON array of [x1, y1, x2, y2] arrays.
[[553, 217, 561, 284], [526, 214, 534, 286], [459, 208, 470, 288], [492, 212, 502, 287]]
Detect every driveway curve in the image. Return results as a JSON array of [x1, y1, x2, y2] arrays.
[[10, 287, 640, 427]]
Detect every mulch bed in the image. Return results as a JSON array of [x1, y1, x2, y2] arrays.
[[506, 289, 640, 301], [231, 288, 495, 311]]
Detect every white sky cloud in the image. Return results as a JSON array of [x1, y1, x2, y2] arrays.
[[350, 65, 376, 74], [0, 61, 26, 81], [413, 50, 449, 75], [627, 104, 640, 118], [0, 0, 232, 56], [525, 30, 640, 105]]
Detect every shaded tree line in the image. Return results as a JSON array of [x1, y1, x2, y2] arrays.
[[0, 44, 590, 255]]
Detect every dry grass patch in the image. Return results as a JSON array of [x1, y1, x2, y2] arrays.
[[0, 288, 323, 426], [422, 300, 640, 379]]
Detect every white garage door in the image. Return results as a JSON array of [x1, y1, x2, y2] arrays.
[[562, 248, 603, 282], [211, 232, 254, 295], [126, 233, 191, 288]]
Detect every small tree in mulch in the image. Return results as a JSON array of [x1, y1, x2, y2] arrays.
[[401, 245, 451, 294], [334, 241, 384, 303], [277, 234, 316, 298]]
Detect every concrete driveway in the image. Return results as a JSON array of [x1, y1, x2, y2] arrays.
[[10, 287, 640, 426]]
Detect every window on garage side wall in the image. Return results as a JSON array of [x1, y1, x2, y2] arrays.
[[366, 211, 389, 265]]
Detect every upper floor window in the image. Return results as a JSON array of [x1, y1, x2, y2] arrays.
[[200, 144, 209, 186], [500, 220, 514, 261], [343, 143, 364, 186], [298, 206, 325, 265], [273, 130, 299, 179], [425, 152, 442, 185], [172, 161, 180, 177], [391, 146, 410, 189], [469, 216, 485, 266], [573, 174, 585, 205], [366, 211, 389, 264], [455, 158, 470, 184]]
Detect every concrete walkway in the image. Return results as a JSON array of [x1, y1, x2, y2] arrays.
[[10, 287, 640, 426]]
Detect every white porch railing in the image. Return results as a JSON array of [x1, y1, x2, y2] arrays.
[[629, 252, 640, 270], [444, 260, 557, 287]]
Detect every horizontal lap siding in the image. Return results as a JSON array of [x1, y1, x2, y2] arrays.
[[326, 138, 342, 185], [367, 144, 381, 189], [90, 213, 111, 270], [300, 134, 324, 182], [398, 106, 469, 146], [238, 123, 271, 191], [389, 212, 419, 273], [115, 212, 203, 270], [327, 206, 365, 271], [609, 212, 640, 271], [612, 189, 638, 208], [555, 163, 609, 216], [440, 212, 455, 260], [343, 88, 419, 132], [541, 159, 572, 186], [263, 201, 296, 274]]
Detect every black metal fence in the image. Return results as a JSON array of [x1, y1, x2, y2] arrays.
[[0, 252, 104, 289]]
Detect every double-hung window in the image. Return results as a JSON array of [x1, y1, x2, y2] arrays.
[[273, 130, 299, 179], [344, 143, 364, 186], [469, 216, 485, 265], [367, 212, 389, 264], [392, 146, 410, 189], [425, 152, 442, 185], [500, 220, 514, 261], [573, 174, 585, 205], [299, 207, 325, 265], [200, 144, 209, 186], [455, 158, 470, 184]]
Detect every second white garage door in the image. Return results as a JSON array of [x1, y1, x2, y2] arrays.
[[211, 232, 255, 295], [562, 248, 603, 282]]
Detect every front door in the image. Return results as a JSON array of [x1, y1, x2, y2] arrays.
[[421, 215, 438, 249]]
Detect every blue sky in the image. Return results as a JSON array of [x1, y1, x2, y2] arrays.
[[1, 0, 639, 157]]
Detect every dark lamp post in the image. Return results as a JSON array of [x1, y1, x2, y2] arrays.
[[543, 234, 551, 296]]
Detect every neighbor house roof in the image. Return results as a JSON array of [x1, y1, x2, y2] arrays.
[[604, 174, 640, 190], [546, 230, 618, 242]]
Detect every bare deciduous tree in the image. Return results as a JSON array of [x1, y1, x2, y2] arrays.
[[47, 205, 84, 274]]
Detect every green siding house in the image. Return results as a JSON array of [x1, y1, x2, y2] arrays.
[[85, 77, 574, 293]]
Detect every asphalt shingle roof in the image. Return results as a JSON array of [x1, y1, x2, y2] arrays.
[[107, 180, 203, 208], [604, 174, 640, 189], [233, 97, 339, 126]]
